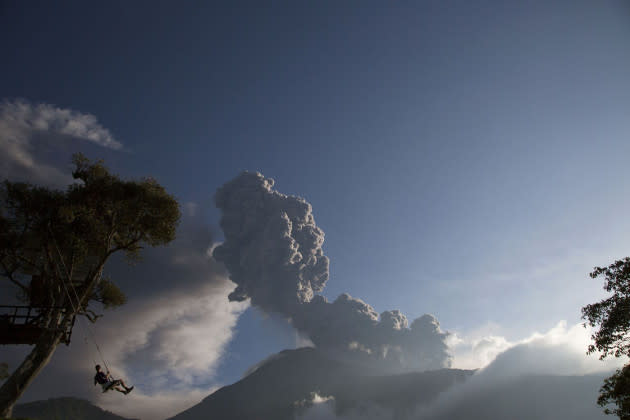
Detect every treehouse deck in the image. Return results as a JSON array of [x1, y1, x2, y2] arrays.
[[0, 305, 75, 345]]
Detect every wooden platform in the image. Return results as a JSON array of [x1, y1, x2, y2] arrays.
[[0, 305, 74, 345]]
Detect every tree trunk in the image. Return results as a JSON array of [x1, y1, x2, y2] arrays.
[[0, 326, 65, 417], [0, 265, 104, 417]]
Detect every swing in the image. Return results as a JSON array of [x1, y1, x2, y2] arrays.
[[48, 228, 134, 396], [94, 363, 133, 394]]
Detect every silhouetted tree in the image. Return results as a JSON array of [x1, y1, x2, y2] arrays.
[[0, 154, 180, 417], [582, 258, 630, 418]]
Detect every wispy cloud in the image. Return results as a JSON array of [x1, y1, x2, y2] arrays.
[[0, 99, 121, 186]]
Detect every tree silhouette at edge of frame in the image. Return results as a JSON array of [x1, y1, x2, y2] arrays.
[[583, 257, 630, 419], [0, 154, 180, 417]]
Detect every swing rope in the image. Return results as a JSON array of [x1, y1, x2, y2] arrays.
[[48, 225, 112, 374]]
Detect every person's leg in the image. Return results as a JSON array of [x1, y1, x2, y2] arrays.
[[109, 380, 126, 394], [117, 378, 133, 392]]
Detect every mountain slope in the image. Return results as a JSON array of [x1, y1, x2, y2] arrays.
[[420, 374, 609, 420], [169, 347, 473, 420], [13, 397, 137, 420]]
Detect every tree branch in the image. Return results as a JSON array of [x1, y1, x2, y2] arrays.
[[107, 237, 142, 256], [1, 271, 28, 293], [14, 254, 41, 272], [80, 308, 103, 323]]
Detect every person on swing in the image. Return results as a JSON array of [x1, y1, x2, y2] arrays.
[[94, 365, 134, 395]]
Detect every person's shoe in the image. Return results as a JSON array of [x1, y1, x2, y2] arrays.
[[125, 386, 134, 394]]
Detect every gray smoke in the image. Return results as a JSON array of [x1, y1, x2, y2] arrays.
[[214, 172, 329, 313], [213, 172, 450, 372]]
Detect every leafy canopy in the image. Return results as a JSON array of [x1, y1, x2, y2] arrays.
[[597, 364, 630, 418], [582, 258, 630, 418], [0, 153, 180, 312], [582, 258, 630, 359]]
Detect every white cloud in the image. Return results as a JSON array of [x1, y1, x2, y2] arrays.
[[409, 322, 627, 420], [96, 279, 248, 390], [295, 393, 337, 420], [295, 393, 394, 420], [479, 321, 627, 378], [295, 332, 315, 349], [0, 99, 121, 186], [448, 324, 514, 371], [1, 99, 121, 149], [450, 321, 627, 375], [91, 278, 248, 419], [88, 236, 250, 419]]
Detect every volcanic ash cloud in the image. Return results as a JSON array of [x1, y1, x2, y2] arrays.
[[213, 171, 451, 372]]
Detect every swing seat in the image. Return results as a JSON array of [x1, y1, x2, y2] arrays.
[[101, 379, 122, 393]]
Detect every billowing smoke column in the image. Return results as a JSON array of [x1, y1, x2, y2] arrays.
[[213, 172, 329, 314], [214, 172, 451, 372]]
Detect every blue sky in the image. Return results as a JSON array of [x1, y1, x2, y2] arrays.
[[2, 1, 630, 418]]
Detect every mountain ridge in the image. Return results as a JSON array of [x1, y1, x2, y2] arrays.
[[13, 397, 137, 420], [169, 347, 473, 420]]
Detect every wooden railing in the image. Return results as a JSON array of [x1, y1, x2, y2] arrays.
[[0, 305, 76, 345]]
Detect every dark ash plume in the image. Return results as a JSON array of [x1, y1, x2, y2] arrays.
[[214, 172, 451, 372]]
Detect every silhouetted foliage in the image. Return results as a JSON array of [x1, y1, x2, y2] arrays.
[[0, 154, 180, 417], [583, 257, 630, 418], [598, 364, 630, 418]]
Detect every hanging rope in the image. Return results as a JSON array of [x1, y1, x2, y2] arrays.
[[48, 225, 112, 374]]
